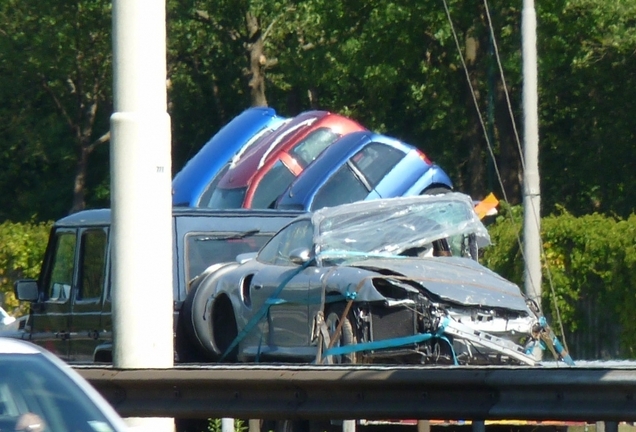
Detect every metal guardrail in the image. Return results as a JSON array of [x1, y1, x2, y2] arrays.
[[74, 364, 636, 422]]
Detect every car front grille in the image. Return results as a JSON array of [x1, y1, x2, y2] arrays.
[[369, 306, 417, 342]]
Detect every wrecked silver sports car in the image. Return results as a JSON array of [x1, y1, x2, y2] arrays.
[[181, 192, 572, 366]]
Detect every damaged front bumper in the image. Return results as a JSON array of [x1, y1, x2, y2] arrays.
[[318, 294, 572, 366]]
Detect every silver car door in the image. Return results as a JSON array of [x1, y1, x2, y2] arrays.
[[250, 220, 315, 352]]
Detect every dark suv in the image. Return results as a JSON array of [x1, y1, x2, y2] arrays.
[[13, 208, 301, 363]]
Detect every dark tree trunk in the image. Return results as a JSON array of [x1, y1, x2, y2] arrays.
[[495, 82, 522, 204], [245, 12, 268, 107], [462, 33, 486, 198], [69, 131, 109, 214], [70, 143, 89, 214]]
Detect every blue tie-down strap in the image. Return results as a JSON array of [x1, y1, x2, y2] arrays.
[[321, 316, 458, 364], [344, 284, 357, 301], [533, 316, 575, 366], [322, 332, 437, 357], [551, 335, 575, 366], [220, 258, 316, 361]]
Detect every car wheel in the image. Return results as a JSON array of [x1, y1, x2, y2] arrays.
[[177, 283, 216, 362], [324, 304, 359, 364], [420, 185, 452, 196], [211, 296, 239, 362]]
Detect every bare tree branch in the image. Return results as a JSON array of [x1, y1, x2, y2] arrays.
[[40, 75, 77, 135], [86, 130, 110, 153]]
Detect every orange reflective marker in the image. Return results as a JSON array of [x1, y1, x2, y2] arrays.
[[474, 192, 499, 219]]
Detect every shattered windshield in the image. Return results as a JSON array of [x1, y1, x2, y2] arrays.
[[313, 193, 489, 258]]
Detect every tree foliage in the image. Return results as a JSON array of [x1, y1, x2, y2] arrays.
[[0, 0, 113, 220], [2, 0, 635, 220], [0, 221, 51, 314], [484, 207, 636, 359], [538, 0, 636, 217], [1, 0, 636, 356]]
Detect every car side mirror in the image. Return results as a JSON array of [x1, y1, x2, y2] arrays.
[[14, 280, 40, 302], [236, 252, 257, 264], [289, 248, 312, 265]]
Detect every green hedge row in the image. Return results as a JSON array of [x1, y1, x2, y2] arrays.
[[483, 205, 636, 359], [0, 220, 51, 314]]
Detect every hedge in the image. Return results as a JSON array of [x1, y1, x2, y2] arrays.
[[0, 220, 51, 315], [483, 205, 636, 359]]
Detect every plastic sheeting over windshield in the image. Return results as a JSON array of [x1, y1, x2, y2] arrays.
[[313, 193, 490, 256]]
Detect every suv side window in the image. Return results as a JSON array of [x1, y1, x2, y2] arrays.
[[78, 229, 107, 301], [47, 232, 76, 301]]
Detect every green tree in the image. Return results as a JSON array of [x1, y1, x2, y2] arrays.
[[538, 0, 636, 217], [0, 0, 113, 220], [0, 220, 51, 314]]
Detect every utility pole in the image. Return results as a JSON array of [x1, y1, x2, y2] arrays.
[[522, 0, 542, 306], [111, 0, 174, 430]]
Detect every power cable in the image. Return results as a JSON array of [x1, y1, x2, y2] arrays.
[[441, 0, 569, 351]]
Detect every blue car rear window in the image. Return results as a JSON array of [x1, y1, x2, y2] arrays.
[[350, 142, 405, 187]]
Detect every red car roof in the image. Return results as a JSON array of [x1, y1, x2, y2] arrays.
[[217, 111, 365, 192]]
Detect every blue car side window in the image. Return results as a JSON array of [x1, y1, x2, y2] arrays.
[[350, 142, 404, 187], [311, 165, 369, 211]]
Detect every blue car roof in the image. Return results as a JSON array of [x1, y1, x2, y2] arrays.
[[275, 131, 412, 209], [171, 107, 286, 206]]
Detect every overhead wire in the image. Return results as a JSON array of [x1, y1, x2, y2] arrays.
[[440, 0, 569, 352], [482, 0, 568, 352]]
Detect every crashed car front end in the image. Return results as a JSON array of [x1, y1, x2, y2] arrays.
[[311, 194, 571, 366], [316, 258, 540, 365]]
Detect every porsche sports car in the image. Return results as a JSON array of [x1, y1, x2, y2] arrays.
[[182, 193, 572, 366]]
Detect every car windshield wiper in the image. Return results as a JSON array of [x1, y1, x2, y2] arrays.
[[195, 229, 261, 241]]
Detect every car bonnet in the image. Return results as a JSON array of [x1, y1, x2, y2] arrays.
[[343, 256, 531, 312]]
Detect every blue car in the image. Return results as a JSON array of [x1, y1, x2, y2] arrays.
[[275, 131, 452, 211], [172, 107, 287, 206]]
